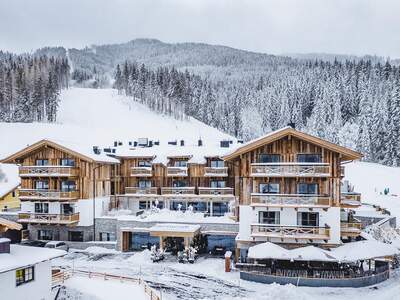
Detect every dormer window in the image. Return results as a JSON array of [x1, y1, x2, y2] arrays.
[[138, 160, 152, 167], [297, 154, 322, 163], [174, 160, 187, 167], [36, 159, 48, 166], [210, 160, 224, 168], [259, 154, 280, 163]]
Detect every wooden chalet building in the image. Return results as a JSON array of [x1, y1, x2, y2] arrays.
[[222, 127, 363, 260], [1, 140, 119, 242]]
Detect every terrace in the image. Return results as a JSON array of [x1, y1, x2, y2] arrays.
[[250, 163, 331, 177]]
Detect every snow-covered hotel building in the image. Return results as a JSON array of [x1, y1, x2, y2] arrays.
[[1, 127, 364, 255]]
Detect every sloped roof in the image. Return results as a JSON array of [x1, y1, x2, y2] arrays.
[[0, 218, 22, 231], [1, 139, 119, 164], [223, 127, 363, 161], [0, 163, 20, 198]]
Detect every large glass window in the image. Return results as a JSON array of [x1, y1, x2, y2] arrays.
[[173, 160, 187, 167], [99, 232, 115, 242], [60, 158, 75, 166], [61, 180, 76, 192], [61, 203, 74, 215], [68, 231, 84, 242], [37, 229, 52, 240], [35, 180, 49, 190], [187, 201, 207, 212], [138, 160, 152, 167], [210, 160, 224, 168], [297, 183, 318, 194], [259, 211, 280, 224], [259, 183, 279, 194], [171, 201, 187, 211], [297, 212, 319, 227], [35, 159, 49, 166], [212, 202, 229, 216], [172, 180, 187, 187], [259, 154, 281, 163], [138, 180, 152, 188], [210, 180, 226, 188], [16, 266, 34, 286], [139, 201, 148, 210], [34, 203, 49, 213], [297, 154, 322, 163]]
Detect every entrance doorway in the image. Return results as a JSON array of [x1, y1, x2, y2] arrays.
[[164, 237, 185, 254]]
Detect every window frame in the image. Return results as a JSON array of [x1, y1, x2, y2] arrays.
[[60, 158, 75, 167], [297, 153, 322, 163], [16, 266, 34, 286], [138, 160, 152, 167], [297, 183, 319, 195], [35, 180, 49, 190], [258, 154, 281, 163], [210, 180, 226, 188], [259, 183, 280, 194], [138, 180, 152, 188], [34, 202, 49, 214], [259, 211, 280, 225], [61, 180, 76, 192], [35, 159, 49, 166], [210, 160, 224, 168], [297, 212, 319, 227]]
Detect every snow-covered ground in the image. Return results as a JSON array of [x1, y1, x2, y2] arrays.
[[0, 88, 234, 159]]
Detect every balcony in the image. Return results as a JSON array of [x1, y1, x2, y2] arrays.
[[198, 187, 234, 196], [251, 194, 331, 208], [18, 212, 80, 225], [161, 187, 195, 195], [251, 224, 330, 240], [250, 163, 330, 177], [130, 167, 152, 177], [167, 167, 188, 177], [125, 187, 158, 195], [19, 189, 80, 201], [19, 166, 79, 177], [341, 192, 361, 207], [204, 167, 228, 177], [341, 222, 362, 237]]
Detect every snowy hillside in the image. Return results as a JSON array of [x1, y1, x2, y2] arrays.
[[0, 88, 234, 159]]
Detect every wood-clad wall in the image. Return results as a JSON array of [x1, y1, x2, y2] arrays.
[[19, 146, 114, 199]]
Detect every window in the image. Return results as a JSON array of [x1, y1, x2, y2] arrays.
[[99, 232, 114, 242], [139, 201, 148, 210], [60, 158, 75, 166], [188, 201, 207, 212], [16, 266, 34, 286], [138, 180, 152, 188], [68, 231, 84, 242], [61, 180, 76, 192], [212, 202, 229, 216], [259, 211, 280, 224], [297, 212, 319, 227], [259, 183, 279, 194], [297, 154, 322, 163], [210, 180, 226, 188], [37, 229, 52, 240], [35, 203, 49, 213], [170, 201, 187, 211], [35, 159, 48, 166], [210, 160, 224, 168], [297, 183, 318, 194], [173, 160, 187, 167], [138, 160, 152, 167], [35, 180, 49, 190], [259, 154, 281, 163], [172, 180, 187, 187], [61, 203, 74, 215], [152, 200, 164, 209], [12, 190, 16, 197]]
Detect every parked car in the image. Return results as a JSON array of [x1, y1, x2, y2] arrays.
[[44, 241, 69, 251], [20, 240, 47, 247]]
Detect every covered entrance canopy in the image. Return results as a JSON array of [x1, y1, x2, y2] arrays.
[[149, 223, 201, 251]]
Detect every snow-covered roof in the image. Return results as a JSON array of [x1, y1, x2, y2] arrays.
[[0, 245, 66, 274], [247, 240, 399, 262], [150, 223, 201, 233], [0, 163, 20, 198]]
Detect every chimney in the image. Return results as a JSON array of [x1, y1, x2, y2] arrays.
[[180, 140, 185, 146], [198, 139, 203, 147], [0, 238, 11, 254], [288, 122, 296, 129]]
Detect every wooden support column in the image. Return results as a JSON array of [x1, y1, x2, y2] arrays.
[[159, 236, 164, 251]]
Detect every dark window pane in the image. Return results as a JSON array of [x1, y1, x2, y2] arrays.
[[259, 211, 280, 224], [259, 154, 281, 163], [259, 183, 279, 194], [297, 154, 322, 163]]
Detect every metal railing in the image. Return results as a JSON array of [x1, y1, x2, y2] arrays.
[[251, 193, 331, 207], [19, 166, 79, 177], [204, 167, 228, 177], [19, 189, 79, 201], [250, 163, 330, 177], [131, 167, 153, 177], [251, 224, 330, 240], [18, 212, 80, 224], [125, 187, 158, 195], [166, 167, 188, 177], [161, 187, 195, 195], [198, 187, 234, 195]]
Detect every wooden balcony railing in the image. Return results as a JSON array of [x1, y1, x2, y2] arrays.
[[161, 187, 195, 195], [251, 194, 331, 207], [130, 167, 152, 177], [340, 222, 362, 236], [18, 212, 80, 225], [19, 166, 79, 177], [198, 187, 234, 196], [204, 167, 228, 177], [251, 224, 330, 240], [125, 187, 158, 195], [341, 192, 361, 202], [166, 167, 188, 177], [19, 189, 80, 201], [250, 163, 330, 177]]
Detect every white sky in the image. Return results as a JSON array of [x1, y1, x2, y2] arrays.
[[0, 0, 399, 58]]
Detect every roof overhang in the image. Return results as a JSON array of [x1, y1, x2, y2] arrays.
[[223, 127, 363, 161], [0, 218, 22, 232]]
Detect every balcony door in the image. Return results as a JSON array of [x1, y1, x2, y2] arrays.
[[35, 180, 49, 190], [210, 160, 224, 168], [172, 180, 187, 187], [36, 159, 49, 166], [60, 158, 75, 166], [61, 203, 74, 215], [258, 154, 281, 163], [297, 212, 319, 227], [35, 203, 49, 213], [173, 160, 187, 167], [61, 180, 76, 192], [259, 183, 279, 194], [138, 180, 152, 189], [297, 154, 322, 163], [138, 160, 152, 167], [297, 183, 318, 194], [259, 211, 280, 224], [210, 180, 226, 188]]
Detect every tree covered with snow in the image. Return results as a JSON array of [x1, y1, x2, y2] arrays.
[[0, 52, 69, 122]]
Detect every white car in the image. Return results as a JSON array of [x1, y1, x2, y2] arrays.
[[44, 241, 69, 251]]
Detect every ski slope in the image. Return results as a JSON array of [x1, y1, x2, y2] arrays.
[[0, 88, 234, 159]]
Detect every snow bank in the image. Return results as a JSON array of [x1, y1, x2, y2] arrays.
[[84, 246, 118, 255]]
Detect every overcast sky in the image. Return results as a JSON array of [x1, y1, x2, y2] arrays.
[[0, 0, 399, 58]]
